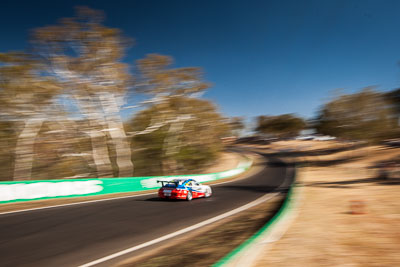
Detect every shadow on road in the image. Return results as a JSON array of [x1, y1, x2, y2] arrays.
[[306, 176, 400, 188], [258, 150, 362, 167], [217, 185, 280, 193], [258, 142, 366, 158], [140, 197, 166, 202]]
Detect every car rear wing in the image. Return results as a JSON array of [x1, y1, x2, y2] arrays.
[[157, 180, 178, 187]]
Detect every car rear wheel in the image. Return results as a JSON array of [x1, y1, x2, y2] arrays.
[[186, 191, 193, 201], [205, 187, 212, 198]]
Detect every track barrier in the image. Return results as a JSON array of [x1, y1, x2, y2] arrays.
[[0, 157, 252, 204]]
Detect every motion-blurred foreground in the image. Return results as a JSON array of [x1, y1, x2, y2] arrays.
[[1, 6, 400, 183], [0, 7, 232, 181]]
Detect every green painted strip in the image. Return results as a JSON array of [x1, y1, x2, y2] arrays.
[[0, 158, 252, 204], [213, 179, 296, 267]]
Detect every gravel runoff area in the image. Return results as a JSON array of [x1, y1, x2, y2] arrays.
[[0, 151, 245, 214], [250, 140, 400, 267]]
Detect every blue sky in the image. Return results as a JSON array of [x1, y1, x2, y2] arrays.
[[1, 0, 400, 121]]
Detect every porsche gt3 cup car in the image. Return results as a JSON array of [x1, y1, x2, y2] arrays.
[[158, 178, 212, 201]]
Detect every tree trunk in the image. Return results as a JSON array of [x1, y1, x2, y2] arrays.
[[105, 120, 134, 177], [99, 93, 134, 177], [88, 130, 114, 177], [13, 118, 44, 180], [73, 94, 114, 177]]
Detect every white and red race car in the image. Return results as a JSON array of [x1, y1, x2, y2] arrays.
[[158, 178, 212, 201]]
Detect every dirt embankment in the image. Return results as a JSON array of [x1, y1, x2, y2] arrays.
[[202, 152, 241, 173], [254, 141, 400, 267]]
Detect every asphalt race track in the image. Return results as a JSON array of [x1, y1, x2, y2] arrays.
[[0, 151, 294, 267]]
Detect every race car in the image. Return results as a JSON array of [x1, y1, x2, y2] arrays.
[[158, 178, 212, 201]]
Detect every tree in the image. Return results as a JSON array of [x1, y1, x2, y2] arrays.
[[131, 54, 214, 174], [31, 6, 134, 177], [0, 52, 62, 180], [126, 97, 228, 175], [315, 88, 396, 142], [385, 88, 400, 128], [0, 8, 229, 180], [255, 114, 306, 138], [0, 120, 17, 181], [229, 117, 245, 137]]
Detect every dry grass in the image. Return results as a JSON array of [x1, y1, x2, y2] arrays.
[[255, 141, 400, 267]]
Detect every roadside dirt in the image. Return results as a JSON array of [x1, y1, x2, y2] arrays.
[[202, 151, 241, 173], [254, 141, 400, 267]]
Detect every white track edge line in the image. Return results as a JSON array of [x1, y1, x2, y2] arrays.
[[78, 192, 279, 267], [0, 191, 157, 216], [0, 158, 261, 216]]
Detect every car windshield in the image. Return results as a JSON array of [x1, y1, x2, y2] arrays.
[[163, 181, 178, 187]]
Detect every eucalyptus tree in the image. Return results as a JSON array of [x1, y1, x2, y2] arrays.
[[128, 97, 228, 175], [229, 117, 245, 137], [0, 52, 62, 180], [385, 88, 400, 128], [255, 114, 306, 138], [315, 88, 395, 142], [31, 7, 134, 177], [133, 54, 214, 173]]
